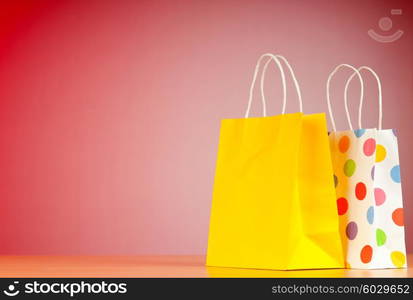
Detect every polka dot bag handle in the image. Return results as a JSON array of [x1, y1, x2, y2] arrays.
[[326, 64, 364, 132], [343, 66, 383, 130], [245, 53, 303, 118]]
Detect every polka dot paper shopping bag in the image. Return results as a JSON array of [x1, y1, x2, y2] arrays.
[[206, 54, 344, 270], [327, 65, 407, 269]]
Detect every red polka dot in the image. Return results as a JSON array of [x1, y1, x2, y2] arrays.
[[360, 245, 373, 263], [363, 138, 376, 156], [392, 208, 404, 226], [337, 197, 348, 215], [355, 182, 367, 200]]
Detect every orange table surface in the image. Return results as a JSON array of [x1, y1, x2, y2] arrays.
[[0, 255, 412, 278]]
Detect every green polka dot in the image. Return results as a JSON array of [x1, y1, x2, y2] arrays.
[[376, 228, 386, 246], [344, 159, 356, 177]]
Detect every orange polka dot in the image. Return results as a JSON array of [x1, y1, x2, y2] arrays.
[[339, 135, 350, 153], [392, 208, 404, 226], [360, 245, 373, 264]]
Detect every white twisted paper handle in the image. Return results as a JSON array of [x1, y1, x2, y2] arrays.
[[326, 64, 364, 131], [344, 66, 383, 130], [245, 54, 303, 117]]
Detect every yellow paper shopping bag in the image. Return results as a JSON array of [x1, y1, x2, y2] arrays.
[[206, 54, 344, 270]]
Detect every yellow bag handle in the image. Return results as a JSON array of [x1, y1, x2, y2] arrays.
[[260, 55, 303, 114], [245, 53, 303, 118]]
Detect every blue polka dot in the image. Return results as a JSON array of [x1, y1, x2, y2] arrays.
[[354, 129, 366, 138], [390, 165, 401, 183], [367, 206, 374, 224], [371, 166, 375, 181]]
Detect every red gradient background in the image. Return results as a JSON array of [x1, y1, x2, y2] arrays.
[[0, 0, 412, 254]]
